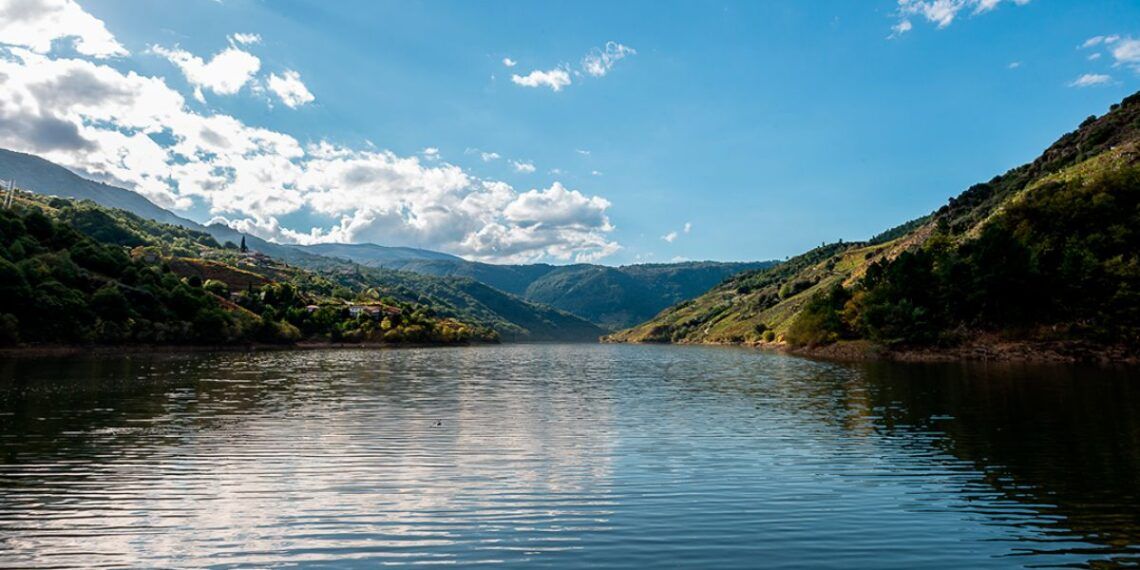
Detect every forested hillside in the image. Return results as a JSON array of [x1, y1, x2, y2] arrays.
[[0, 194, 603, 346], [304, 248, 773, 329], [609, 92, 1140, 357]]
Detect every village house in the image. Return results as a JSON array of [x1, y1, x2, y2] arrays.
[[347, 304, 403, 320]]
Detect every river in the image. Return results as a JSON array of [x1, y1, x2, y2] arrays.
[[0, 344, 1137, 568]]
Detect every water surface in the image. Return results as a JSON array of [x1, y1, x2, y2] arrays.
[[0, 344, 1137, 568]]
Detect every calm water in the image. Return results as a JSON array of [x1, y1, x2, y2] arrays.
[[0, 344, 1138, 568]]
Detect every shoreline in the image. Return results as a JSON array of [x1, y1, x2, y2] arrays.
[[607, 337, 1140, 366], [0, 340, 499, 358]]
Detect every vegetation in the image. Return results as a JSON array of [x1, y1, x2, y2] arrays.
[[798, 159, 1140, 347], [610, 91, 1140, 355], [0, 194, 498, 347], [303, 244, 773, 330]]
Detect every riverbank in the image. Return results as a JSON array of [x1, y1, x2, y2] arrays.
[[776, 336, 1138, 365], [605, 335, 1140, 365], [0, 340, 499, 358]]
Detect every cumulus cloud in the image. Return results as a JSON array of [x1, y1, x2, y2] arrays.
[[512, 160, 536, 173], [502, 57, 517, 67], [0, 0, 126, 58], [661, 231, 677, 243], [266, 69, 315, 108], [890, 0, 1030, 36], [481, 151, 500, 162], [0, 1, 618, 263], [152, 43, 260, 102], [0, 33, 618, 263], [510, 67, 571, 91], [1069, 73, 1112, 87], [581, 42, 636, 77]]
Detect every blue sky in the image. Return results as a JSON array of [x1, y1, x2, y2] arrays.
[[1, 1, 1139, 264]]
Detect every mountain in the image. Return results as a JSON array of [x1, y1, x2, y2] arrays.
[[302, 242, 463, 264], [0, 148, 200, 230], [298, 247, 773, 329], [0, 192, 500, 346], [609, 92, 1140, 357], [0, 176, 601, 343], [0, 148, 340, 268], [0, 147, 764, 332]]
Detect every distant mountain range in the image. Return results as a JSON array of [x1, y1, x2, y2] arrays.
[[0, 148, 770, 331], [298, 244, 772, 329]]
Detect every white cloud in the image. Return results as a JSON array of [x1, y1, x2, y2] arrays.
[[581, 41, 636, 77], [510, 41, 634, 92], [576, 149, 591, 156], [229, 32, 261, 45], [266, 69, 315, 108], [502, 57, 517, 67], [152, 44, 260, 102], [1007, 61, 1021, 69], [0, 46, 619, 263], [1088, 53, 1102, 61], [591, 170, 603, 176], [511, 67, 571, 91], [1081, 35, 1120, 49], [512, 160, 536, 173], [661, 222, 691, 244], [1112, 38, 1140, 67], [889, 19, 913, 38], [421, 147, 440, 160], [1069, 73, 1112, 87], [891, 0, 1030, 36], [0, 0, 126, 58], [481, 151, 500, 162]]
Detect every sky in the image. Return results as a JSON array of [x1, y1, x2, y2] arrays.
[[0, 0, 1138, 265]]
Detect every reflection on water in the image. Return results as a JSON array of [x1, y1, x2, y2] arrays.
[[0, 344, 1136, 568]]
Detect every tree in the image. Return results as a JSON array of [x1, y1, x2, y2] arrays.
[[239, 235, 248, 253], [91, 285, 130, 322]]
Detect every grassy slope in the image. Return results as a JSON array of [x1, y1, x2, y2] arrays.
[[609, 92, 1140, 346]]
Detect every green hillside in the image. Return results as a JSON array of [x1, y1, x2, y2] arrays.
[[0, 194, 499, 346], [609, 92, 1140, 355], [315, 252, 773, 329], [0, 194, 604, 346]]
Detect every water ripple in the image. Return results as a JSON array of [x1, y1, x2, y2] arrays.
[[0, 344, 1137, 568]]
